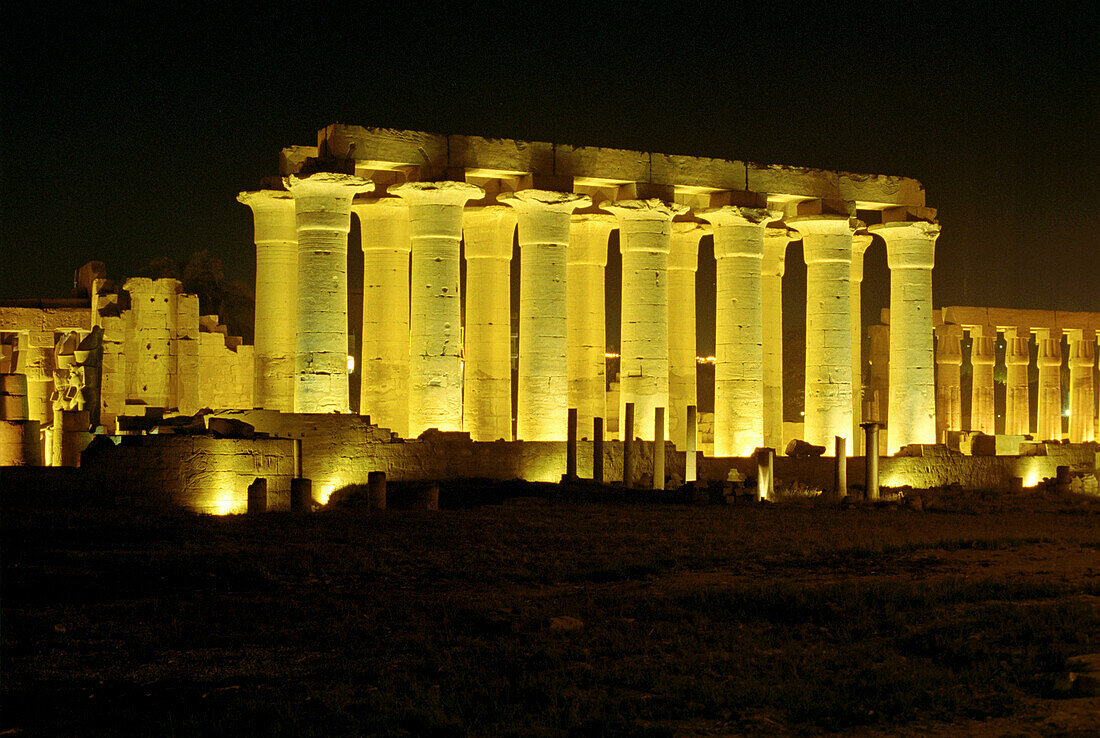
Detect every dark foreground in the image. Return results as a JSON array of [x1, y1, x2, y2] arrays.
[[3, 487, 1100, 736]]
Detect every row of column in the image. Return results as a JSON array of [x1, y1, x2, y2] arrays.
[[935, 324, 1096, 442], [240, 173, 942, 456]]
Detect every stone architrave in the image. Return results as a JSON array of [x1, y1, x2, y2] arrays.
[[568, 213, 615, 439], [762, 226, 797, 452], [1034, 328, 1063, 441], [500, 189, 591, 441], [238, 190, 298, 412], [1067, 329, 1096, 443], [700, 206, 777, 457], [789, 215, 859, 454], [391, 180, 484, 435], [1003, 326, 1031, 436], [352, 198, 411, 437], [462, 205, 516, 442], [667, 221, 706, 450], [849, 233, 873, 453], [871, 220, 940, 453], [602, 199, 687, 443], [969, 328, 996, 434], [284, 173, 374, 414], [934, 324, 963, 441]]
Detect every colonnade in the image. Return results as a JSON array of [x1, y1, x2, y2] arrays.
[[241, 171, 943, 456], [931, 320, 1096, 443]]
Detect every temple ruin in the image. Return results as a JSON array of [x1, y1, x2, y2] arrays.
[[1, 125, 1097, 511]]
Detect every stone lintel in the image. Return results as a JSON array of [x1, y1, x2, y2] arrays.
[[309, 125, 927, 208]]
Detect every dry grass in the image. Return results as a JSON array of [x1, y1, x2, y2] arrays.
[[3, 485, 1100, 736]]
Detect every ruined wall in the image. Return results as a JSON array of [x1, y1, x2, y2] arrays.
[[211, 410, 1097, 500], [81, 435, 296, 513]]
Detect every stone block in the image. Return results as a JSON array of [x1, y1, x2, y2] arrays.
[[555, 144, 649, 183], [449, 135, 554, 176], [650, 153, 747, 191], [746, 163, 839, 200]]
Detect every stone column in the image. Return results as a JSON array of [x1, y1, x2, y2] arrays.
[[238, 190, 298, 413], [789, 216, 858, 454], [1003, 326, 1031, 436], [602, 199, 686, 442], [461, 205, 516, 441], [1034, 328, 1063, 441], [501, 190, 590, 441], [849, 234, 873, 453], [701, 206, 776, 456], [871, 221, 939, 453], [284, 173, 374, 414], [969, 328, 996, 434], [1067, 330, 1096, 443], [392, 181, 484, 435], [934, 324, 963, 442], [667, 222, 706, 450], [762, 227, 796, 452], [352, 198, 411, 437], [567, 213, 615, 439]]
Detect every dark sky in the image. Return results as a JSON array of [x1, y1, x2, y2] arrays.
[[3, 3, 1097, 332]]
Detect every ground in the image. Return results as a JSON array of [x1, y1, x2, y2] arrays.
[[3, 485, 1099, 736]]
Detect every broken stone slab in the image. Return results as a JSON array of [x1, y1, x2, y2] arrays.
[[785, 439, 826, 458]]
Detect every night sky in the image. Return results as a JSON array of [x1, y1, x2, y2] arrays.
[[3, 4, 1097, 339]]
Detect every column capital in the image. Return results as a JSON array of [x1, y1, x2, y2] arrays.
[[237, 189, 294, 209], [352, 198, 411, 254], [698, 206, 780, 228], [569, 213, 616, 267], [934, 324, 964, 364], [788, 214, 863, 237], [870, 220, 939, 270], [391, 179, 484, 206], [600, 198, 687, 221], [669, 222, 708, 271], [850, 233, 874, 283], [791, 215, 863, 264], [239, 190, 297, 243], [284, 172, 374, 197], [462, 206, 516, 260], [869, 220, 941, 241], [499, 188, 591, 213], [762, 226, 797, 278]]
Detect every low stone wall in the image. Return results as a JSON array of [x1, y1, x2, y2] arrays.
[[81, 435, 297, 513], [210, 410, 1099, 500]]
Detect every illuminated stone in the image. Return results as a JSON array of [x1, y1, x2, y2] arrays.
[[849, 233, 873, 453], [668, 221, 706, 450], [392, 180, 484, 435], [871, 220, 939, 453], [934, 324, 963, 442], [238, 190, 297, 412], [501, 189, 590, 441], [700, 206, 776, 457], [762, 226, 797, 453], [284, 173, 374, 414], [602, 199, 687, 442], [789, 215, 858, 454], [462, 205, 515, 441], [352, 198, 411, 437], [1034, 328, 1062, 441], [1067, 329, 1095, 443], [568, 213, 615, 439], [1003, 326, 1030, 436], [969, 328, 996, 434]]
